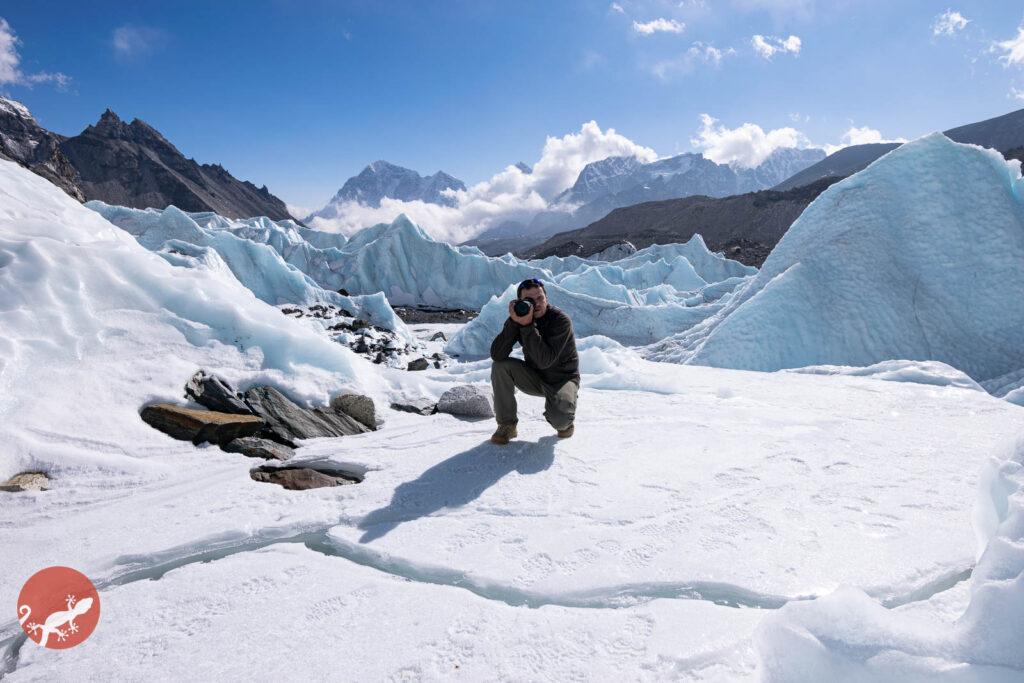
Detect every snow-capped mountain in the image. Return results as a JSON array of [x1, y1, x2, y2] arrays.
[[465, 147, 825, 256], [309, 161, 466, 219], [556, 147, 826, 210]]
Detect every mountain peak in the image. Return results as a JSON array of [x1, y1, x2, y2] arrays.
[[0, 97, 34, 121]]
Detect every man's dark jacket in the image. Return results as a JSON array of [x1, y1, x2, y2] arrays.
[[489, 305, 580, 387]]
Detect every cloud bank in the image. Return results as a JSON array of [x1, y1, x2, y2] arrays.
[[306, 117, 905, 243], [307, 121, 657, 244]]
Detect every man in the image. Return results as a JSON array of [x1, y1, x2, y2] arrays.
[[489, 278, 580, 445]]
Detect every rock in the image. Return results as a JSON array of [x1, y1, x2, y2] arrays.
[[0, 471, 51, 492], [354, 337, 370, 354], [390, 399, 437, 416], [242, 386, 370, 445], [140, 403, 263, 444], [221, 437, 294, 461], [330, 394, 379, 430], [433, 360, 441, 368], [430, 352, 443, 360], [352, 319, 369, 330], [429, 331, 447, 341], [436, 385, 494, 418], [250, 465, 361, 490], [337, 288, 350, 296], [407, 358, 429, 371], [184, 370, 252, 414], [373, 351, 386, 364]]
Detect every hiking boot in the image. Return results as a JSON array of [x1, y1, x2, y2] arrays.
[[556, 423, 574, 439], [490, 423, 517, 445]]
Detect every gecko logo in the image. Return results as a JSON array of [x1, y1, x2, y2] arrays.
[[17, 566, 100, 649]]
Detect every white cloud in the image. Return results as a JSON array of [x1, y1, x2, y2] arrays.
[[1009, 87, 1024, 101], [652, 43, 736, 78], [609, 2, 625, 13], [307, 122, 657, 244], [0, 17, 69, 89], [821, 126, 907, 155], [751, 34, 801, 58], [789, 112, 810, 123], [112, 25, 166, 59], [691, 114, 811, 168], [633, 18, 685, 35], [995, 26, 1024, 67], [932, 10, 969, 37]]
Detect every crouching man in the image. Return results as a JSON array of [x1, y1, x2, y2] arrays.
[[489, 278, 580, 445]]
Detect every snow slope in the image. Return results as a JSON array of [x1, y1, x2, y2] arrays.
[[0, 158, 386, 483], [647, 134, 1024, 384]]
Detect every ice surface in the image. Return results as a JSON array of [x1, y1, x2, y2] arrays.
[[647, 134, 1024, 385]]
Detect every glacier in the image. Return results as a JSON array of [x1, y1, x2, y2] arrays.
[[3, 148, 1024, 680], [646, 134, 1024, 385]]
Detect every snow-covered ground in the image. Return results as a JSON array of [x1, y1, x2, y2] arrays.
[[3, 341, 1022, 680], [3, 131, 1024, 681]]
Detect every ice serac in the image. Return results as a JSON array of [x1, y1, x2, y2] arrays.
[[87, 202, 411, 342], [648, 134, 1024, 384], [446, 235, 754, 356]]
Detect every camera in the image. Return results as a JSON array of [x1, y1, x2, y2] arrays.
[[513, 297, 535, 317]]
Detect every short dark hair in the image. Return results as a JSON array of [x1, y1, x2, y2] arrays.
[[517, 278, 545, 299]]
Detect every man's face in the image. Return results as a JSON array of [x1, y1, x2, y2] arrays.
[[521, 286, 548, 318]]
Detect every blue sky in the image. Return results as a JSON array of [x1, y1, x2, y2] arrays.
[[2, 1, 1023, 211]]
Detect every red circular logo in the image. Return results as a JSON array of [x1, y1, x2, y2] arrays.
[[17, 566, 100, 649]]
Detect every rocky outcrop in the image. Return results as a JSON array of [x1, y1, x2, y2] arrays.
[[436, 385, 494, 418], [140, 403, 263, 444], [243, 386, 370, 445], [407, 358, 429, 371], [58, 109, 297, 221], [250, 465, 361, 490], [0, 98, 84, 202]]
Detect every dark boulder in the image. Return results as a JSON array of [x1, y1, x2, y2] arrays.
[[407, 358, 429, 371], [330, 394, 379, 430]]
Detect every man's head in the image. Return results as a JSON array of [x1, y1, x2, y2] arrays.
[[517, 278, 548, 318]]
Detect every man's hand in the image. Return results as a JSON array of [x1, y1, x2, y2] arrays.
[[508, 300, 534, 326]]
